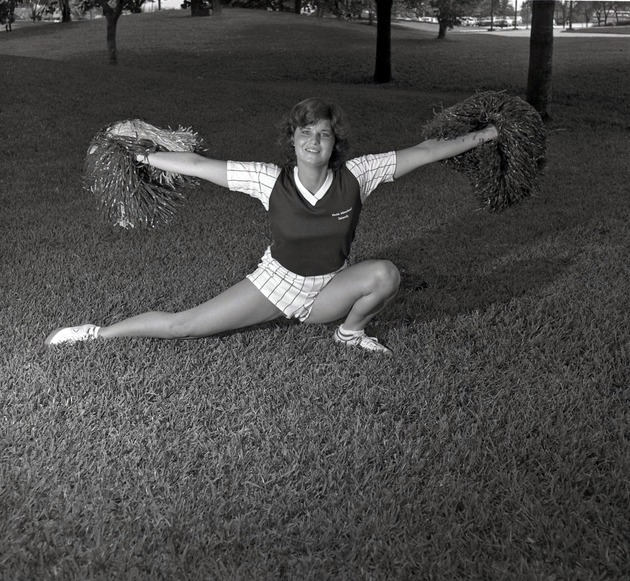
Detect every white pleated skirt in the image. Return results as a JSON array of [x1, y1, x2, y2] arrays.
[[247, 247, 346, 322]]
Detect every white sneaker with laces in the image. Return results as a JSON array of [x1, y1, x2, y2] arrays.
[[334, 327, 392, 355], [45, 324, 100, 346]]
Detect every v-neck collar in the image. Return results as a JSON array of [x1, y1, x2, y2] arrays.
[[293, 167, 333, 206]]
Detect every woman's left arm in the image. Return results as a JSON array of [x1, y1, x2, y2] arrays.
[[394, 125, 498, 180]]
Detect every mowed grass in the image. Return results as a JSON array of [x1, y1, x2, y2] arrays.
[[1, 9, 629, 580]]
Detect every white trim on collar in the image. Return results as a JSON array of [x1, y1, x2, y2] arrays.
[[293, 167, 333, 206]]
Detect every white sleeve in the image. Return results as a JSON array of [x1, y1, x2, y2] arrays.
[[346, 151, 397, 203], [226, 161, 281, 211]]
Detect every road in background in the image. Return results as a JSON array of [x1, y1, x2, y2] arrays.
[[394, 20, 630, 38]]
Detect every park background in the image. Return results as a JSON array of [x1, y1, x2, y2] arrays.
[[4, 0, 630, 29], [1, 5, 629, 580]]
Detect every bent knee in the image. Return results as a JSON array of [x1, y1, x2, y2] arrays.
[[370, 260, 401, 293]]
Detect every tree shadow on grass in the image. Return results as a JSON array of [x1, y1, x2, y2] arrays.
[[397, 246, 571, 324], [377, 214, 574, 325]]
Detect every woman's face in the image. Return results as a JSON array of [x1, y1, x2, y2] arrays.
[[293, 119, 335, 169]]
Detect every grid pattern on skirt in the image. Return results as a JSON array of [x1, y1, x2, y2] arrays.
[[247, 247, 346, 322]]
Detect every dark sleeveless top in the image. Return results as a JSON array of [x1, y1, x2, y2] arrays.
[[268, 166, 362, 276]]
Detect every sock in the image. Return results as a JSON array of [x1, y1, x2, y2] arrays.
[[337, 325, 365, 340], [92, 326, 101, 339]]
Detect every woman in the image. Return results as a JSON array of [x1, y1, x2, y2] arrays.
[[46, 98, 498, 354]]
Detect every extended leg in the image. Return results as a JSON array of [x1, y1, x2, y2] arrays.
[[46, 279, 283, 344], [99, 279, 283, 339]]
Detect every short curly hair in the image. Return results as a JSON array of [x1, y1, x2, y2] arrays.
[[278, 98, 351, 170]]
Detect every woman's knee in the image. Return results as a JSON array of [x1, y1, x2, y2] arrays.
[[166, 312, 202, 339], [369, 260, 401, 296]]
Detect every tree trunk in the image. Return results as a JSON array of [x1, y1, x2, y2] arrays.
[[100, 0, 123, 65], [437, 20, 448, 39], [106, 12, 120, 64], [373, 0, 392, 83], [60, 0, 71, 22], [526, 0, 554, 121]]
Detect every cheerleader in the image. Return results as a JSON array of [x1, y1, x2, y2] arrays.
[[46, 98, 497, 354]]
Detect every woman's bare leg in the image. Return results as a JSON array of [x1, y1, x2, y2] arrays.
[[98, 279, 283, 339], [304, 260, 400, 330]]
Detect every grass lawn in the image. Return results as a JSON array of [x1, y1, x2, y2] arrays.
[[1, 9, 629, 580]]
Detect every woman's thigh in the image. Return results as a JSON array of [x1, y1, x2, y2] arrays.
[[304, 260, 399, 325], [172, 278, 284, 337]]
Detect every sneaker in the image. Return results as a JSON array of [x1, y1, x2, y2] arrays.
[[45, 324, 100, 346], [334, 327, 392, 355]]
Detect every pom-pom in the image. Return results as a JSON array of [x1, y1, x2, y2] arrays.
[[421, 91, 547, 211], [84, 119, 205, 228]]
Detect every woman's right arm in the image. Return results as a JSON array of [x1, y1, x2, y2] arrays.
[[140, 152, 229, 188]]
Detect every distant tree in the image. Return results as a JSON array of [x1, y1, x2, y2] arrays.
[[125, 0, 143, 11], [34, 0, 75, 22], [19, 0, 53, 20], [70, 0, 144, 64], [565, 0, 575, 29], [591, 1, 614, 26], [373, 0, 392, 82], [520, 0, 531, 26], [577, 1, 595, 27], [26, 0, 54, 20], [0, 0, 18, 30], [307, 0, 355, 17], [96, 0, 123, 64], [429, 0, 480, 38], [474, 0, 498, 19], [610, 1, 630, 24], [58, 0, 70, 20], [526, 0, 554, 120]]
